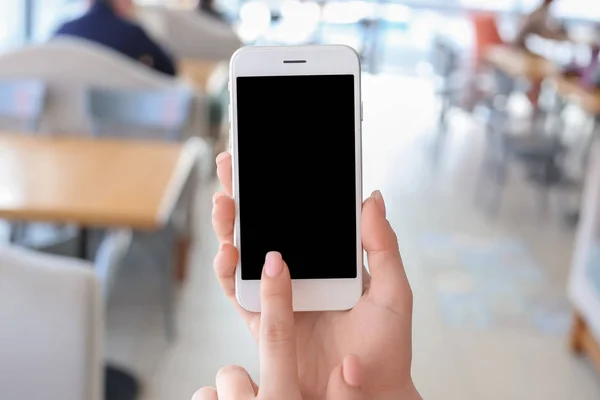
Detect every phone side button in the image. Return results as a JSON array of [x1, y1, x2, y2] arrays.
[[360, 101, 363, 121]]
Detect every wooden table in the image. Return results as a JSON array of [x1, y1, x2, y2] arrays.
[[553, 75, 600, 116], [484, 45, 558, 83], [178, 59, 222, 91], [0, 134, 201, 230], [0, 134, 203, 283]]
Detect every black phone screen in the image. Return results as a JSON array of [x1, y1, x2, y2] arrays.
[[236, 74, 358, 280]]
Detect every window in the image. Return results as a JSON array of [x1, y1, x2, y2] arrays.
[[0, 0, 26, 52], [31, 0, 86, 42]]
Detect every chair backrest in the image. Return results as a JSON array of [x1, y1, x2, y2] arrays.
[[471, 12, 504, 68], [0, 245, 102, 400], [86, 87, 193, 142], [0, 79, 46, 132], [94, 230, 132, 299], [0, 38, 208, 139]]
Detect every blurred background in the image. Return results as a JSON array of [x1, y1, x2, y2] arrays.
[[1, 0, 600, 399]]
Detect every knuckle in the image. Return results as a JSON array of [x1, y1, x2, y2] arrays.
[[264, 320, 293, 344]]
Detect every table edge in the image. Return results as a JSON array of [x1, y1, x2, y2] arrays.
[[155, 137, 205, 227]]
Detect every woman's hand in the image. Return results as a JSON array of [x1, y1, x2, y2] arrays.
[[212, 152, 421, 400], [193, 253, 364, 400]]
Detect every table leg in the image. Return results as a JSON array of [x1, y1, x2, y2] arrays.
[[570, 312, 600, 375], [570, 312, 585, 354], [172, 154, 200, 284], [175, 237, 191, 283], [8, 222, 23, 243], [581, 115, 600, 172], [78, 227, 90, 260]]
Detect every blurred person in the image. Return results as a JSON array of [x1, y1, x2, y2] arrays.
[[54, 0, 177, 76], [514, 0, 568, 49], [514, 0, 568, 106], [201, 152, 422, 400], [197, 0, 228, 23]]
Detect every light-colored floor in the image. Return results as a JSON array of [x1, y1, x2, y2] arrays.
[[105, 73, 600, 399]]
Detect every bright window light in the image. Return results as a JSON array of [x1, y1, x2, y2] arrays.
[[322, 1, 373, 24], [237, 1, 271, 42]]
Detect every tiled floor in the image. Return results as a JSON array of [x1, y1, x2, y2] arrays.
[[105, 73, 600, 399]]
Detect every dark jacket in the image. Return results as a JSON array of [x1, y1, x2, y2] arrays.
[[54, 2, 177, 76]]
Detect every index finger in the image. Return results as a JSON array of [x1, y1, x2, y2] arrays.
[[216, 152, 233, 197], [259, 252, 299, 395]]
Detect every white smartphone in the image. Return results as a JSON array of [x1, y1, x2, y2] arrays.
[[229, 45, 362, 312]]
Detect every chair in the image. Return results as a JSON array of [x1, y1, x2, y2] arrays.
[[0, 79, 46, 132], [429, 36, 465, 161], [94, 227, 177, 341], [94, 230, 133, 300], [0, 38, 209, 140], [431, 36, 462, 128], [474, 74, 569, 217], [86, 87, 193, 142], [0, 245, 103, 400], [0, 79, 46, 242], [471, 12, 504, 71], [93, 231, 141, 400], [0, 79, 79, 255]]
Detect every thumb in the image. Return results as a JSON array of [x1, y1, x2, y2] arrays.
[[326, 355, 364, 400], [361, 190, 412, 314]]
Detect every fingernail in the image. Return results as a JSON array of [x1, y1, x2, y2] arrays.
[[265, 252, 283, 277], [371, 190, 386, 217], [342, 355, 362, 388]]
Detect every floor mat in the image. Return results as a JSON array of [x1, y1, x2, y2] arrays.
[[419, 233, 571, 335]]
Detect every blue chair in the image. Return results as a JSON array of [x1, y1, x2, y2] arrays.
[[86, 87, 193, 142], [0, 79, 46, 132]]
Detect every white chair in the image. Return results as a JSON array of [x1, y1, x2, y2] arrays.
[[138, 6, 242, 61], [0, 37, 209, 140], [0, 245, 103, 400]]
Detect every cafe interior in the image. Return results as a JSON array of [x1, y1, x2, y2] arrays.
[[1, 0, 600, 399]]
